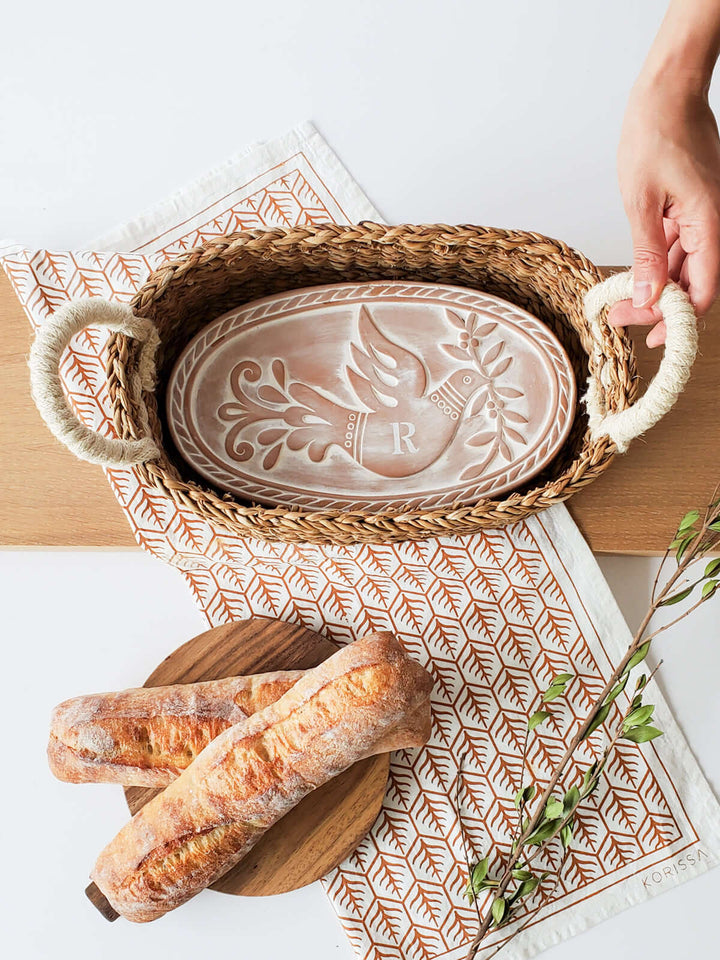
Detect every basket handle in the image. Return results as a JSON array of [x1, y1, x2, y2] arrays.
[[583, 270, 698, 453], [29, 298, 161, 466]]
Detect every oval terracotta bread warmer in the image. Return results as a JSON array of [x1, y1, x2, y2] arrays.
[[165, 280, 579, 513], [29, 223, 697, 544]]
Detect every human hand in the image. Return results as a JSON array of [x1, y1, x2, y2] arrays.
[[612, 76, 720, 346]]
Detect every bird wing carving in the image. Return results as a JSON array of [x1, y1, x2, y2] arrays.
[[345, 305, 427, 412]]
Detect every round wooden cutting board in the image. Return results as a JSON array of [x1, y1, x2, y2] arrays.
[[87, 617, 389, 917]]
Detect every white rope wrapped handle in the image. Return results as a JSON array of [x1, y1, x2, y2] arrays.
[[29, 298, 161, 466], [583, 270, 698, 453]]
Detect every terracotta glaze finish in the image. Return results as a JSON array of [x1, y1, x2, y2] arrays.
[[166, 282, 576, 511]]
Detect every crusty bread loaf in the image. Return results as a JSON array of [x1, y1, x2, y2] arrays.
[[48, 671, 301, 787], [91, 632, 432, 922]]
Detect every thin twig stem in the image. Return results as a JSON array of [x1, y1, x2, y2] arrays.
[[481, 847, 571, 960], [510, 711, 533, 849], [642, 595, 709, 644], [651, 545, 671, 604], [456, 758, 482, 926], [464, 503, 719, 960]]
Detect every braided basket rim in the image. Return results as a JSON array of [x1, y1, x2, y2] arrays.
[[105, 223, 636, 544]]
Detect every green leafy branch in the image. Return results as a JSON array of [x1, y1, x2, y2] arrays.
[[460, 489, 720, 959]]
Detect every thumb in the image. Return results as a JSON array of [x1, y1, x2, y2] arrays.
[[629, 198, 668, 307]]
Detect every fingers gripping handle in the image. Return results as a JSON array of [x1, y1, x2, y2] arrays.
[[29, 298, 161, 467], [583, 271, 698, 453]]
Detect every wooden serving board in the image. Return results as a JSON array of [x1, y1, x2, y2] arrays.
[[86, 617, 389, 919], [2, 269, 719, 553]]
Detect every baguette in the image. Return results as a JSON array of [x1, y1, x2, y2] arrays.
[[91, 632, 432, 922], [48, 671, 301, 787]]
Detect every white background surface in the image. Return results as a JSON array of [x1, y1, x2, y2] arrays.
[[1, 2, 718, 959]]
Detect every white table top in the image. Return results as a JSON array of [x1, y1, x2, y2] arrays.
[[1, 2, 718, 958]]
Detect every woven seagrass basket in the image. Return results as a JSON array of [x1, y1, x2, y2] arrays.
[[36, 221, 702, 545], [95, 222, 640, 544]]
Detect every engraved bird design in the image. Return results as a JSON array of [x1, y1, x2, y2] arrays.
[[218, 304, 519, 478]]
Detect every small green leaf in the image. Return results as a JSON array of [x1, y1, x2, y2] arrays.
[[623, 725, 664, 743], [659, 586, 694, 607], [625, 640, 652, 672], [541, 673, 573, 702], [709, 520, 720, 531], [623, 704, 655, 730], [514, 876, 541, 900], [471, 858, 488, 887], [580, 777, 597, 799], [560, 822, 573, 848], [491, 897, 506, 926], [678, 510, 699, 532], [634, 673, 648, 692], [528, 710, 551, 731], [702, 580, 718, 600], [676, 533, 697, 564], [563, 786, 580, 815], [583, 762, 598, 784], [527, 818, 562, 845], [605, 673, 629, 705], [512, 868, 533, 881], [545, 797, 564, 819], [514, 784, 536, 808], [704, 558, 720, 579], [582, 702, 612, 740], [580, 764, 598, 798], [465, 857, 493, 902]]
